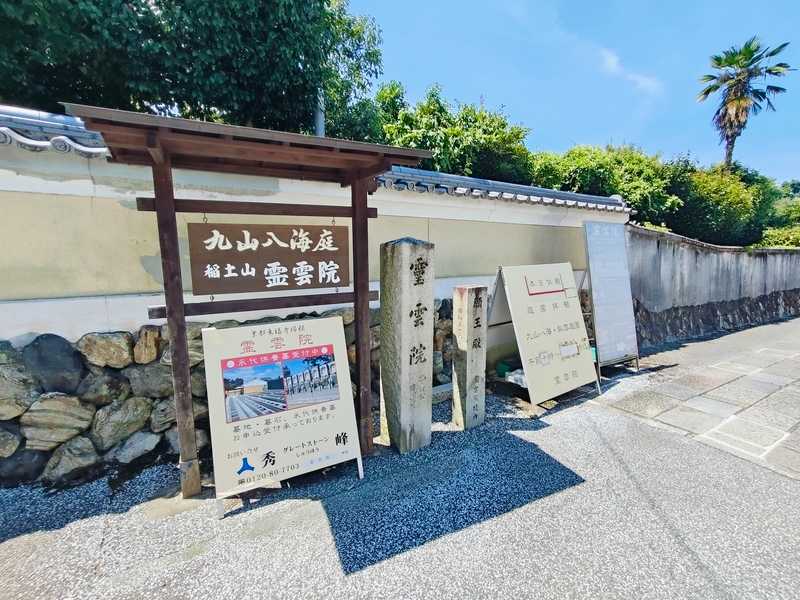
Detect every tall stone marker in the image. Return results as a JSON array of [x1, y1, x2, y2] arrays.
[[452, 285, 488, 430], [379, 238, 435, 453]]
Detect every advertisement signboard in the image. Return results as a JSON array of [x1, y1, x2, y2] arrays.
[[202, 316, 362, 499], [490, 263, 597, 402]]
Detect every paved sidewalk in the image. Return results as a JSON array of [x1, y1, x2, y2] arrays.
[[599, 319, 800, 479]]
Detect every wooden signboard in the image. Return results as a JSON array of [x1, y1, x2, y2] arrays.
[[188, 223, 350, 295], [583, 222, 639, 368], [489, 263, 597, 402], [202, 316, 362, 500]]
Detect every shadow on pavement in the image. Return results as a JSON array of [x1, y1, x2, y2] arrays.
[[227, 398, 585, 573]]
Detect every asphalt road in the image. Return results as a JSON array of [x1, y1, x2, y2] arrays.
[[2, 320, 800, 599]]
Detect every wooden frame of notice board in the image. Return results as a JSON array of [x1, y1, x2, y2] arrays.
[[582, 222, 640, 379], [65, 103, 430, 499]]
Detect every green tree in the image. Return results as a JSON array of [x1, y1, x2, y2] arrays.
[[0, 0, 162, 113], [529, 152, 564, 190], [556, 146, 617, 196], [382, 86, 532, 183], [698, 37, 793, 167], [781, 180, 800, 197], [606, 146, 682, 223], [0, 0, 381, 133], [531, 146, 682, 223], [668, 169, 756, 245]]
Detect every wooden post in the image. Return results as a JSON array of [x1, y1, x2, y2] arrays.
[[351, 177, 374, 455], [151, 155, 202, 498]]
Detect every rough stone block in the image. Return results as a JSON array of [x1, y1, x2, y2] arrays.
[[89, 396, 153, 452], [76, 332, 134, 369], [22, 334, 85, 394], [41, 436, 100, 484], [0, 363, 40, 419], [133, 325, 161, 364], [19, 393, 96, 451]]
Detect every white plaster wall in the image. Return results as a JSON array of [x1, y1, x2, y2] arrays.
[[627, 225, 800, 313]]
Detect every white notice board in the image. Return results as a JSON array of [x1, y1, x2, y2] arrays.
[[584, 222, 639, 366], [489, 263, 597, 403]]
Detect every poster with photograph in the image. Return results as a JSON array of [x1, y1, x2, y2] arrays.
[[202, 316, 361, 499]]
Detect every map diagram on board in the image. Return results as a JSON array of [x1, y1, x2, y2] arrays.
[[489, 262, 597, 403]]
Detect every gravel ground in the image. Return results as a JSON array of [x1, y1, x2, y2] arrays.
[[2, 321, 800, 599]]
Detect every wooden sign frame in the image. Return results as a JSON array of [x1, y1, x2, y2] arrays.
[[66, 103, 430, 498]]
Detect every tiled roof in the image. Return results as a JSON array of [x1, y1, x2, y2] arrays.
[[0, 104, 631, 213], [0, 104, 108, 158], [378, 166, 631, 213]]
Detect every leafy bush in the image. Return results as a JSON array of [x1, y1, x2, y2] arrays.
[[667, 169, 756, 245], [557, 146, 617, 196], [529, 152, 563, 190], [382, 86, 532, 183], [607, 146, 682, 223], [751, 225, 800, 248]]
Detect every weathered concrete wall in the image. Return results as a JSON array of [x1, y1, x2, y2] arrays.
[[627, 225, 800, 349]]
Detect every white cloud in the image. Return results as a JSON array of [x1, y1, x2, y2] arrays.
[[599, 48, 662, 95]]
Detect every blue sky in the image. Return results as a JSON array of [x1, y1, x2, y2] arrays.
[[350, 0, 799, 182], [224, 364, 281, 383]]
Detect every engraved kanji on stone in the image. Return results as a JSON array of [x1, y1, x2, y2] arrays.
[[409, 343, 427, 366], [409, 302, 428, 327], [410, 256, 429, 286]]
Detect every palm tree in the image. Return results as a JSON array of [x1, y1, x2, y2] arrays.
[[698, 37, 793, 167]]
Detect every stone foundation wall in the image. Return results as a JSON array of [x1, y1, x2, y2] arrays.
[[634, 288, 800, 351], [0, 302, 456, 487]]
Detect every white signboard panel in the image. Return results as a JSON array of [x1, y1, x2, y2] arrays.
[[490, 263, 597, 403], [202, 316, 361, 499], [584, 222, 639, 366]]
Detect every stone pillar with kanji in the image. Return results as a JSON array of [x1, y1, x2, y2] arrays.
[[452, 285, 488, 429], [378, 237, 435, 453]]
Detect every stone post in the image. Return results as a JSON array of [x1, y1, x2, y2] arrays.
[[452, 285, 488, 429], [379, 238, 435, 453]]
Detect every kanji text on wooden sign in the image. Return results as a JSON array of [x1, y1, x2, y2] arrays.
[[188, 223, 350, 295]]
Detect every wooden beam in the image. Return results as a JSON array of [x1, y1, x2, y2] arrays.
[[148, 291, 379, 319], [146, 131, 164, 165], [136, 197, 377, 219], [151, 156, 202, 498], [341, 158, 392, 188], [351, 177, 374, 455], [158, 131, 377, 168], [122, 153, 347, 183], [72, 105, 432, 161]]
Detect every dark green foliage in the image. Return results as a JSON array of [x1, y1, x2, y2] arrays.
[[0, 0, 381, 133], [0, 0, 162, 113]]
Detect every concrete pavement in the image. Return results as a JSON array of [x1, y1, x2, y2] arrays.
[[1, 319, 799, 599], [600, 317, 800, 479]]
